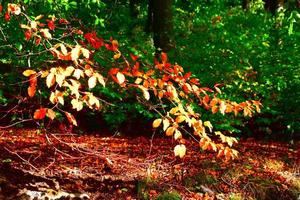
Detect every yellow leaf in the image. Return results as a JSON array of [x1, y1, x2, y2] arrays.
[[55, 73, 65, 87], [166, 127, 175, 136], [88, 94, 100, 109], [138, 86, 150, 100], [116, 72, 125, 84], [73, 69, 83, 79], [88, 76, 97, 89], [60, 43, 68, 55], [163, 118, 170, 131], [46, 73, 55, 88], [134, 78, 143, 85], [113, 52, 121, 60], [174, 130, 182, 140], [41, 70, 49, 78], [64, 66, 74, 76], [204, 121, 213, 132], [71, 45, 80, 61], [40, 28, 52, 39], [169, 107, 179, 115], [175, 115, 186, 124], [47, 109, 56, 120], [81, 47, 90, 58], [23, 70, 36, 77], [49, 92, 56, 104], [219, 101, 226, 115], [152, 119, 162, 128], [174, 144, 186, 158], [96, 73, 106, 87], [71, 99, 83, 111]]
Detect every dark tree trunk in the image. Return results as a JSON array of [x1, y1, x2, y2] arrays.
[[242, 0, 250, 10], [264, 0, 284, 15], [146, 0, 174, 52]]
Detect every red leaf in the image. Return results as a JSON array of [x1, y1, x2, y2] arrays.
[[29, 74, 37, 87], [34, 108, 47, 120], [5, 12, 10, 22], [35, 37, 41, 46], [47, 20, 56, 30], [190, 78, 200, 85], [59, 18, 69, 24], [109, 68, 119, 76], [161, 52, 168, 63], [130, 53, 139, 61], [0, 5, 3, 13], [184, 72, 192, 80], [24, 30, 32, 41]]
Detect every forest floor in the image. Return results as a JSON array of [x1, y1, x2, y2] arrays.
[[0, 128, 299, 200]]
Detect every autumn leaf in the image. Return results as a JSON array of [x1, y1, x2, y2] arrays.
[[161, 52, 168, 63], [65, 112, 77, 126], [27, 86, 36, 98], [47, 109, 56, 120], [34, 108, 47, 120], [152, 119, 162, 128], [174, 130, 182, 140], [71, 45, 81, 61], [165, 126, 175, 136], [23, 70, 36, 77], [116, 72, 125, 85], [73, 69, 83, 79], [174, 144, 186, 158], [88, 76, 97, 89], [175, 115, 186, 124], [46, 73, 55, 88], [71, 99, 83, 111], [163, 118, 170, 131]]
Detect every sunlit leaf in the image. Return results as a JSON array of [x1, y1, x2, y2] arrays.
[[174, 130, 182, 140], [163, 118, 170, 131], [33, 108, 47, 120], [27, 86, 36, 97], [166, 126, 175, 136], [152, 119, 162, 128], [73, 69, 83, 79], [175, 115, 186, 124], [23, 69, 36, 77], [204, 121, 213, 132], [47, 109, 56, 120], [46, 73, 55, 88], [88, 76, 97, 89], [71, 99, 83, 111], [116, 72, 125, 84], [174, 144, 186, 158]]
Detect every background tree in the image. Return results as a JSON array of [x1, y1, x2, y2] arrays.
[[147, 0, 174, 52]]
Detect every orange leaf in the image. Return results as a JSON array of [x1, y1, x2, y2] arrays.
[[166, 126, 175, 136], [27, 86, 36, 98], [152, 119, 162, 128], [161, 52, 168, 63], [47, 109, 56, 120], [34, 108, 47, 120]]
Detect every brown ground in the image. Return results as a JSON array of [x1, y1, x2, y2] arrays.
[[0, 128, 299, 199]]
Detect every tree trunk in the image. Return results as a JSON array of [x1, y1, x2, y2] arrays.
[[264, 0, 284, 15], [242, 0, 250, 10], [148, 0, 174, 52]]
